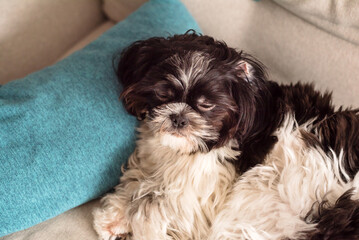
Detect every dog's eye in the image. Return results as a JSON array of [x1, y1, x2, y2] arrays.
[[156, 92, 168, 101], [155, 90, 173, 102], [197, 103, 215, 111], [197, 97, 215, 111]]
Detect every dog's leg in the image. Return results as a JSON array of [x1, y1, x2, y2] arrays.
[[93, 190, 131, 240], [128, 193, 170, 240], [93, 152, 147, 240]]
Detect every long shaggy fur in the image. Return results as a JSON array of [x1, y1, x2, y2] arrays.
[[304, 189, 359, 240], [93, 31, 359, 239], [93, 118, 238, 240], [208, 115, 359, 240]]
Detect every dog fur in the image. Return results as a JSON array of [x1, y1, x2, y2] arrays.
[[93, 32, 359, 239]]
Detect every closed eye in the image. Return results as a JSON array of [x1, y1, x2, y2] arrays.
[[155, 92, 168, 101], [197, 96, 215, 111], [197, 103, 215, 111], [154, 89, 174, 102]]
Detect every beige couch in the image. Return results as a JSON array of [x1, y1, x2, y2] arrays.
[[1, 0, 359, 239]]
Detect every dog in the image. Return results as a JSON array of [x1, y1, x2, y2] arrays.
[[93, 31, 359, 239]]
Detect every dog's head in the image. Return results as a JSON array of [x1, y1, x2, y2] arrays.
[[117, 32, 271, 154]]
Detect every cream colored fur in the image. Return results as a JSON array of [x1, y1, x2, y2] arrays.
[[93, 115, 239, 240]]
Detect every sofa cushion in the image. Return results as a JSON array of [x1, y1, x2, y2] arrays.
[[0, 0, 200, 236], [103, 0, 147, 22], [59, 21, 116, 60], [0, 0, 105, 84], [272, 0, 359, 45]]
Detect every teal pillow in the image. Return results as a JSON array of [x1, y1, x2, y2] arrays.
[[0, 0, 200, 236]]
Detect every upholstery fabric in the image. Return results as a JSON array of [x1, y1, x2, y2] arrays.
[[59, 21, 116, 61], [103, 0, 147, 22], [0, 0, 104, 83], [272, 0, 359, 45]]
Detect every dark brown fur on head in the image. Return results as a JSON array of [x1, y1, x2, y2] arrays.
[[117, 31, 278, 162]]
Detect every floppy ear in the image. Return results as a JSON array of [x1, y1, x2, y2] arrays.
[[236, 60, 254, 82], [117, 37, 169, 119], [235, 53, 267, 83], [230, 53, 271, 143]]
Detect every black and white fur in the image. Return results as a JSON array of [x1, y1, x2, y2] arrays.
[[93, 32, 359, 239]]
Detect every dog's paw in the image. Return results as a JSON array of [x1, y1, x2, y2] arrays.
[[95, 225, 129, 240], [93, 207, 131, 240], [97, 234, 128, 240], [114, 235, 128, 240], [94, 218, 130, 240]]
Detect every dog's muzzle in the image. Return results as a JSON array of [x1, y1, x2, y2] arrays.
[[170, 113, 189, 129]]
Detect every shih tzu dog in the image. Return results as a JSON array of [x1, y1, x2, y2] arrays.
[[93, 31, 359, 240]]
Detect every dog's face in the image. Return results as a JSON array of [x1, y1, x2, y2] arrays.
[[117, 32, 268, 153]]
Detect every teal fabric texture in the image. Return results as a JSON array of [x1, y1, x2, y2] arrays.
[[0, 0, 200, 236]]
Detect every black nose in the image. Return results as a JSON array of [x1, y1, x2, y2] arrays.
[[170, 114, 188, 128]]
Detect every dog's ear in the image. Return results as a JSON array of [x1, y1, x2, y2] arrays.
[[230, 53, 271, 142], [236, 60, 254, 82], [235, 54, 266, 83], [117, 37, 169, 119]]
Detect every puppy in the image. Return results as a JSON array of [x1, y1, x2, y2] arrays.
[[93, 32, 359, 239]]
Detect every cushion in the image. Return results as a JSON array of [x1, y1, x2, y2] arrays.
[[0, 0, 104, 84], [103, 0, 147, 22], [0, 0, 200, 236], [272, 0, 359, 45], [59, 21, 116, 61]]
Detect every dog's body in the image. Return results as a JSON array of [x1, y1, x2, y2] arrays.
[[93, 32, 359, 239], [93, 121, 237, 240], [209, 115, 359, 240]]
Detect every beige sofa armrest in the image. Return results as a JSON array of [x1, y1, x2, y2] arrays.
[[0, 0, 105, 84]]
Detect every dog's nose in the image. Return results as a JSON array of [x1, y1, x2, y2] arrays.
[[170, 114, 188, 128]]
